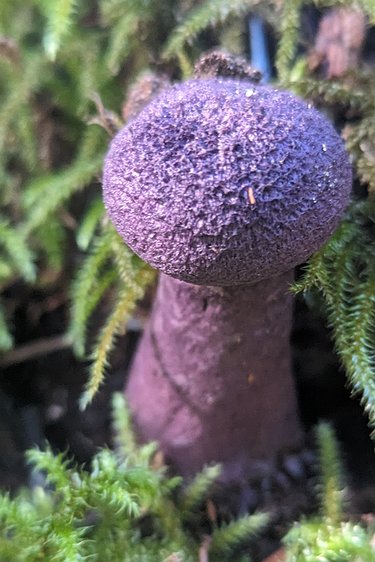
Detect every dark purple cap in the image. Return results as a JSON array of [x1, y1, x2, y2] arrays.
[[103, 78, 352, 286]]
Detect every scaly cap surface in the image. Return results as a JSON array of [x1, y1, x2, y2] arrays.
[[103, 78, 352, 285]]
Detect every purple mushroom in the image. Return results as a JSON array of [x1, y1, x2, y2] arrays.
[[103, 78, 352, 479]]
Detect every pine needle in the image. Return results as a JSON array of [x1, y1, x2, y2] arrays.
[[316, 423, 344, 525], [80, 259, 155, 409], [111, 392, 138, 461], [210, 512, 268, 559], [0, 219, 36, 282], [275, 0, 303, 82], [76, 198, 105, 251], [42, 0, 78, 60], [294, 202, 375, 431], [22, 154, 104, 236], [69, 227, 115, 358], [181, 465, 221, 514], [163, 0, 262, 61], [105, 12, 139, 74]]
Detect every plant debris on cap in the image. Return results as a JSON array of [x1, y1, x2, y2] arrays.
[[103, 78, 352, 286], [193, 50, 262, 82]]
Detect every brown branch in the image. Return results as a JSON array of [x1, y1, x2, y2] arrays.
[[0, 334, 72, 368]]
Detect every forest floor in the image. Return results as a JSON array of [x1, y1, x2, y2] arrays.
[[0, 4, 374, 560], [0, 285, 373, 560]]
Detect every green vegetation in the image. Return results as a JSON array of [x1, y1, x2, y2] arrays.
[[284, 424, 375, 562], [0, 394, 268, 561], [0, 400, 373, 561]]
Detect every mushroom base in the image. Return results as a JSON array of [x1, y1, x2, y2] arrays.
[[126, 272, 302, 479]]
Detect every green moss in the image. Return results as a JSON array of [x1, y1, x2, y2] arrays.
[[0, 394, 266, 561]]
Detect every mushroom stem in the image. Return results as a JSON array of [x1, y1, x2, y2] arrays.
[[126, 270, 302, 478]]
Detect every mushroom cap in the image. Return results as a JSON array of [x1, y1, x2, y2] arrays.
[[103, 78, 352, 286]]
